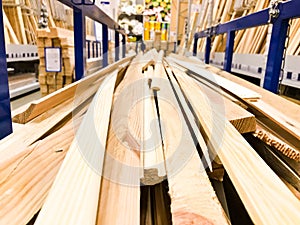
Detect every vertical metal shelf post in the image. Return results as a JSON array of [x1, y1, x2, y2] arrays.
[[122, 35, 126, 58], [223, 30, 235, 72], [193, 36, 198, 56], [0, 0, 12, 139], [102, 24, 108, 67], [73, 7, 86, 80], [205, 37, 212, 64], [263, 19, 289, 93], [115, 31, 120, 62], [86, 40, 91, 59]]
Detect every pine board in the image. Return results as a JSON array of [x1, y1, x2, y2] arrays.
[[175, 71, 300, 225], [34, 71, 118, 225]]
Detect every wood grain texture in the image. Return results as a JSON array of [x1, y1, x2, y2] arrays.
[[0, 116, 83, 225], [154, 60, 229, 224], [249, 100, 300, 148], [141, 66, 166, 185], [254, 124, 300, 161], [166, 60, 256, 134], [96, 56, 145, 225], [206, 65, 300, 122], [12, 56, 134, 124], [168, 55, 261, 100], [34, 72, 118, 225], [175, 71, 300, 225]]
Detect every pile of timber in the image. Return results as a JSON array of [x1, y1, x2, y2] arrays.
[[0, 50, 300, 225], [188, 0, 300, 55], [2, 0, 96, 45], [37, 28, 75, 96]]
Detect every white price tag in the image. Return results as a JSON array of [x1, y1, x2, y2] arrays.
[[45, 47, 62, 72]]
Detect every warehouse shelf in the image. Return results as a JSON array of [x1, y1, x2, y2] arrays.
[[197, 52, 300, 89], [0, 0, 127, 139], [193, 0, 300, 94]]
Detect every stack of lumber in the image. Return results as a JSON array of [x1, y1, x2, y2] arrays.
[[193, 0, 300, 56], [37, 27, 75, 96], [2, 0, 94, 45], [1, 50, 300, 225], [0, 56, 134, 225]]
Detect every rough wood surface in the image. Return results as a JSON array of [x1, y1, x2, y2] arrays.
[[96, 56, 145, 225], [34, 72, 118, 225], [168, 55, 261, 100], [254, 124, 300, 161], [0, 114, 84, 225], [154, 58, 229, 224], [176, 71, 300, 225], [166, 60, 256, 134], [12, 56, 134, 124]]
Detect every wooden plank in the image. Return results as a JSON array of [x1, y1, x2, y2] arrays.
[[12, 56, 134, 124], [141, 66, 166, 185], [96, 56, 145, 225], [15, 0, 27, 44], [0, 111, 85, 225], [169, 0, 178, 43], [34, 71, 118, 225], [0, 71, 112, 183], [206, 66, 300, 122], [153, 59, 229, 224], [167, 61, 256, 134], [249, 100, 300, 148], [168, 55, 261, 100], [163, 62, 211, 169], [0, 98, 73, 182], [175, 71, 300, 225], [3, 9, 19, 44], [204, 66, 300, 149], [244, 133, 300, 193]]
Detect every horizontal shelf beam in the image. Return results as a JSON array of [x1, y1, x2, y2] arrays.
[[57, 0, 125, 35], [194, 0, 300, 38]]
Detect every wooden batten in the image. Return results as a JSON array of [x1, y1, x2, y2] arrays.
[[153, 59, 229, 224], [168, 55, 262, 100], [12, 56, 133, 124], [3, 9, 19, 44], [175, 71, 300, 225], [34, 71, 118, 225], [0, 113, 84, 225], [97, 56, 145, 225], [167, 61, 256, 134]]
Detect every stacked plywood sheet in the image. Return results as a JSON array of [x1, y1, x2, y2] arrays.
[[1, 50, 300, 225], [37, 28, 75, 95]]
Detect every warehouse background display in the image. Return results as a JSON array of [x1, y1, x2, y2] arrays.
[[118, 0, 144, 42]]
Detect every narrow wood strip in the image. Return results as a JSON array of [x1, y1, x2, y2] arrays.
[[154, 59, 229, 224], [12, 56, 134, 124], [249, 100, 300, 148], [141, 66, 166, 185], [34, 72, 118, 225], [176, 71, 300, 225], [168, 55, 261, 100], [96, 56, 145, 225], [2, 9, 19, 44], [167, 61, 256, 134]]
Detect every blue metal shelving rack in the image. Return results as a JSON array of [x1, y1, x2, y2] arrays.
[[193, 0, 300, 94], [0, 0, 126, 139], [0, 0, 13, 139]]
